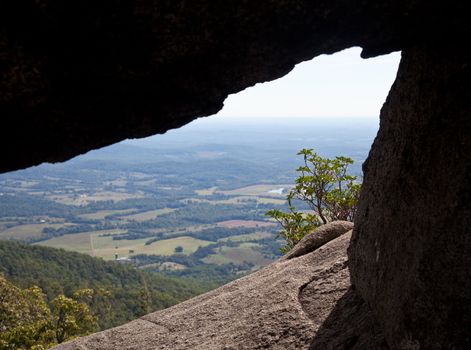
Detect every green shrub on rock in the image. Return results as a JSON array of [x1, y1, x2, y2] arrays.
[[267, 149, 361, 253]]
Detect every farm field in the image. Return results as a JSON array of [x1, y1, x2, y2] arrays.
[[105, 178, 128, 187], [36, 231, 96, 254], [140, 236, 213, 256], [37, 230, 213, 260], [0, 170, 285, 280], [186, 195, 286, 205], [203, 242, 273, 267], [216, 220, 276, 229], [78, 209, 137, 220], [47, 191, 145, 205], [118, 208, 176, 222], [194, 187, 218, 196], [93, 236, 213, 260], [145, 224, 214, 236], [133, 178, 157, 187], [0, 222, 74, 240], [35, 229, 127, 254], [218, 231, 273, 242], [219, 184, 292, 197], [0, 158, 287, 282]]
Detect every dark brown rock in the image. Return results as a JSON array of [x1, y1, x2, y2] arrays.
[[308, 289, 389, 350], [54, 225, 354, 350], [349, 47, 471, 349], [2, 2, 470, 348], [1, 1, 470, 173]]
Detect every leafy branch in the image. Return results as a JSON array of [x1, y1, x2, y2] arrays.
[[267, 149, 361, 253]]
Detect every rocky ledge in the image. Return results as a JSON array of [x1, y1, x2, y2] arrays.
[[54, 221, 384, 350]]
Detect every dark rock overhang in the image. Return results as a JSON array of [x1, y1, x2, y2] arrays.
[[1, 0, 469, 173], [2, 2, 470, 349]]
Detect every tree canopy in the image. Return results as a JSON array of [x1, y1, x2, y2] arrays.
[[0, 275, 97, 349]]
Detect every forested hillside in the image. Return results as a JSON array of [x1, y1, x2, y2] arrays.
[[0, 240, 208, 330]]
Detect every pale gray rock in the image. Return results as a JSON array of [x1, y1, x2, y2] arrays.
[[55, 224, 360, 350], [284, 221, 353, 260]]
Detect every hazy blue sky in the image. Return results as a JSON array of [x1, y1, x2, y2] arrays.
[[213, 47, 400, 119]]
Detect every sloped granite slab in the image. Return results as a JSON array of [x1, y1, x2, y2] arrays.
[[55, 222, 383, 350]]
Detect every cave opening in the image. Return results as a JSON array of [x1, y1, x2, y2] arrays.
[[0, 47, 400, 339], [1, 1, 469, 347]]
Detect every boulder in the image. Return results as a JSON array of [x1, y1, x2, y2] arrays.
[[55, 224, 375, 349], [284, 221, 353, 260]]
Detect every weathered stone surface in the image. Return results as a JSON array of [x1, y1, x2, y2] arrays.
[[308, 289, 389, 349], [1, 1, 470, 173], [284, 221, 353, 260], [289, 224, 388, 349], [2, 2, 470, 349], [349, 47, 471, 349], [55, 224, 356, 350]]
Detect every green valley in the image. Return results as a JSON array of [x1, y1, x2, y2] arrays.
[[0, 118, 376, 333]]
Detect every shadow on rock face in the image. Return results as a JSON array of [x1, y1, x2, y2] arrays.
[[309, 288, 389, 350]]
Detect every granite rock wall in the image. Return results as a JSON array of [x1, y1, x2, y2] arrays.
[[349, 46, 471, 349], [1, 1, 470, 348]]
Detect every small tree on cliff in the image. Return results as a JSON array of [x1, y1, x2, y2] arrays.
[[267, 149, 361, 253]]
